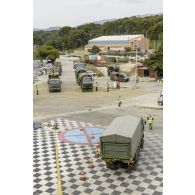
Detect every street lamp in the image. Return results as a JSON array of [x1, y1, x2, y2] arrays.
[[134, 41, 138, 87]]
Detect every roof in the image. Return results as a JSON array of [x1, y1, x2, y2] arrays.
[[89, 35, 144, 42], [101, 115, 142, 138]]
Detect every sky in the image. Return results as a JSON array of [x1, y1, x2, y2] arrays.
[[33, 0, 163, 29]]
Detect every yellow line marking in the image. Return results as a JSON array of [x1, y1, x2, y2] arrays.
[[55, 130, 63, 195]]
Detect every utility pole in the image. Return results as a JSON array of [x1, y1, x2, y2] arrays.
[[135, 41, 138, 87]]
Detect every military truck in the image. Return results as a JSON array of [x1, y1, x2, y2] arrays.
[[110, 72, 129, 82], [107, 65, 119, 76], [53, 61, 62, 76], [48, 68, 60, 78], [48, 78, 62, 92], [75, 68, 88, 84], [100, 115, 145, 169], [78, 73, 93, 92]]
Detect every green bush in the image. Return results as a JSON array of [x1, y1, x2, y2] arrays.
[[37, 45, 59, 60]]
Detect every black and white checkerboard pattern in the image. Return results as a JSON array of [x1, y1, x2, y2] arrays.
[[33, 118, 163, 195]]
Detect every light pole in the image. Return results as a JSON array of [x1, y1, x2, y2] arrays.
[[134, 41, 138, 87]]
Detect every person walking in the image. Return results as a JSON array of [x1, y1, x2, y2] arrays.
[[116, 80, 120, 89], [118, 95, 122, 107], [147, 115, 154, 130]]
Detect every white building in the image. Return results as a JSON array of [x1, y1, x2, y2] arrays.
[[85, 35, 149, 52]]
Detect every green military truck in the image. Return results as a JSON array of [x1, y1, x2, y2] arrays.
[[75, 68, 88, 84], [100, 115, 145, 169], [48, 78, 62, 92], [78, 73, 93, 92], [54, 61, 62, 76], [47, 68, 60, 78]]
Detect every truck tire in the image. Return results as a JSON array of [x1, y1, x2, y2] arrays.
[[106, 162, 116, 169]]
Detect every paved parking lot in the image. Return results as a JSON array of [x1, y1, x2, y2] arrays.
[[33, 118, 162, 195]]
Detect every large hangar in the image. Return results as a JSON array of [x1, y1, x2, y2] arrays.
[[85, 34, 149, 52]]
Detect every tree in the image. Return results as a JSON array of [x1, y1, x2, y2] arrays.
[[89, 45, 101, 54], [143, 45, 163, 70], [37, 45, 59, 60], [124, 47, 131, 52]]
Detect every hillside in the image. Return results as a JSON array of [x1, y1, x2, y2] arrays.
[[33, 14, 163, 50]]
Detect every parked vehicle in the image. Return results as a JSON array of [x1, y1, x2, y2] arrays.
[[86, 70, 96, 77], [110, 72, 129, 82], [107, 65, 119, 76], [33, 123, 42, 130], [73, 62, 86, 69], [78, 73, 93, 91], [48, 78, 62, 92], [100, 115, 145, 170], [75, 68, 88, 83], [54, 61, 62, 76], [158, 90, 163, 105]]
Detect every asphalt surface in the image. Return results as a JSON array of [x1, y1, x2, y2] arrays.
[[33, 56, 163, 135]]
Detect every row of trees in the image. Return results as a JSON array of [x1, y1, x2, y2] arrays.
[[34, 45, 59, 60], [33, 15, 163, 51]]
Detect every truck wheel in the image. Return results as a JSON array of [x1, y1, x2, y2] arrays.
[[133, 147, 140, 165], [106, 162, 116, 169]]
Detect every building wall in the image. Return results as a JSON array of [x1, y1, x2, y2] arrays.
[[138, 38, 149, 50], [85, 36, 149, 51]]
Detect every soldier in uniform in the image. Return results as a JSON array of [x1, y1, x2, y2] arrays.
[[147, 115, 154, 130], [118, 95, 122, 107]]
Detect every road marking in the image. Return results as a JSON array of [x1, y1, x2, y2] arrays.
[[55, 130, 63, 195]]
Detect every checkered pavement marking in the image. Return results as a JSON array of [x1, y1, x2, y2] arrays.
[[33, 118, 163, 195]]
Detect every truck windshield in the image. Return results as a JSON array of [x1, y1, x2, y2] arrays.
[[49, 79, 60, 84], [83, 77, 92, 83]]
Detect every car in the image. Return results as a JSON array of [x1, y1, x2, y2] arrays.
[[73, 62, 86, 69], [110, 72, 129, 82], [33, 123, 42, 130], [86, 70, 96, 77], [158, 91, 163, 105]]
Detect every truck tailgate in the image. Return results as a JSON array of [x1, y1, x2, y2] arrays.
[[102, 143, 129, 159]]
